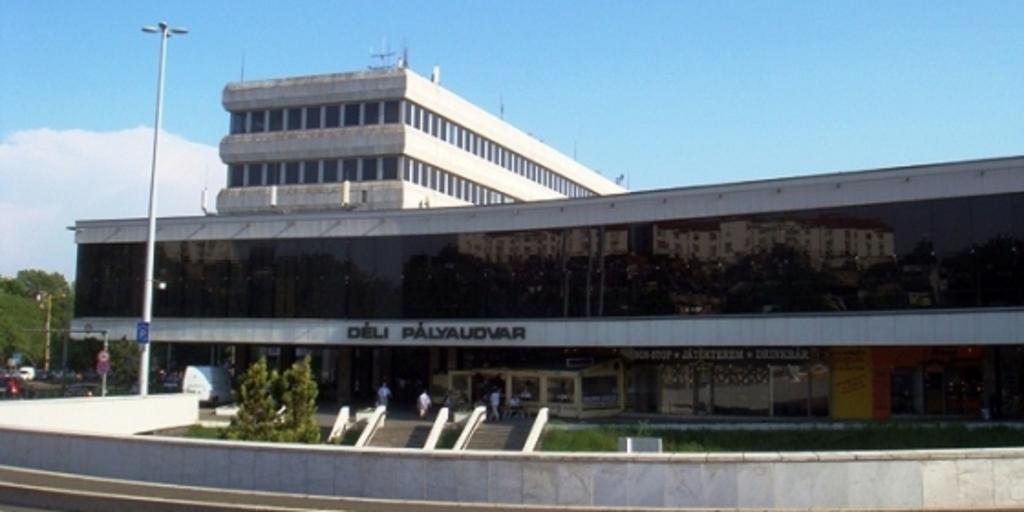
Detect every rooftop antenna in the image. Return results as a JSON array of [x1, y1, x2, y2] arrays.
[[397, 40, 409, 69], [573, 140, 577, 161], [240, 51, 246, 82], [369, 38, 396, 69], [615, 173, 626, 186], [499, 93, 505, 120]]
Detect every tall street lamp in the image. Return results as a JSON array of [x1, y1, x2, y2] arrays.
[[34, 291, 63, 372], [140, 21, 187, 396]]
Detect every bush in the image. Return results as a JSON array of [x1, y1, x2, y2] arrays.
[[226, 356, 320, 444]]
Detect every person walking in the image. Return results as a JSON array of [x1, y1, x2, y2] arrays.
[[488, 388, 502, 421], [377, 382, 392, 407], [417, 389, 431, 418]]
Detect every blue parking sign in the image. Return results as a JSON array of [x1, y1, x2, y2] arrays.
[[136, 321, 150, 344]]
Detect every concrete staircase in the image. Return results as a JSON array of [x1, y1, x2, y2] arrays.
[[465, 418, 532, 451], [367, 419, 432, 449]]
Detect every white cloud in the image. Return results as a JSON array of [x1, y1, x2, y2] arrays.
[[0, 127, 225, 279]]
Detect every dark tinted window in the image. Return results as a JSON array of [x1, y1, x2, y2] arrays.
[[250, 111, 265, 132], [323, 160, 338, 182], [230, 112, 246, 134], [266, 163, 281, 185], [229, 165, 244, 187], [384, 101, 399, 123], [246, 163, 264, 186], [305, 107, 321, 129], [74, 193, 1024, 320], [284, 162, 300, 184], [381, 157, 398, 180], [364, 102, 380, 124], [302, 161, 319, 184], [287, 108, 301, 130], [361, 158, 378, 180], [344, 104, 360, 126], [268, 109, 283, 131], [324, 105, 340, 128], [342, 159, 358, 181]]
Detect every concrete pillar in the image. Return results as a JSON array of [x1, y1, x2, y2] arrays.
[[374, 348, 392, 386], [281, 346, 297, 371], [336, 347, 353, 403], [233, 344, 251, 378], [429, 347, 442, 375], [446, 347, 458, 372]]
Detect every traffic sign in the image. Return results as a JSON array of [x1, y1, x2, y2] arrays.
[[97, 350, 110, 363], [97, 360, 110, 375], [136, 321, 150, 344]]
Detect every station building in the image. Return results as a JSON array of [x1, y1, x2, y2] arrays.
[[71, 66, 1024, 421]]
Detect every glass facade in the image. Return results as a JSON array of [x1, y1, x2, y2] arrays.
[[76, 193, 1024, 319]]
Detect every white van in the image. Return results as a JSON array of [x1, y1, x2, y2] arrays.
[[182, 366, 233, 405]]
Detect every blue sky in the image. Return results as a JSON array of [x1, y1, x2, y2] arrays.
[[1, 1, 1022, 278]]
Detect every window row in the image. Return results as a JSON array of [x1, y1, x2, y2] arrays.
[[227, 156, 515, 206], [403, 101, 595, 199], [402, 157, 514, 206], [229, 157, 400, 187], [229, 100, 401, 134]]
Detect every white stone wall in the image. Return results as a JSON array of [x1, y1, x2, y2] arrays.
[[0, 395, 198, 435], [1, 426, 1022, 509]]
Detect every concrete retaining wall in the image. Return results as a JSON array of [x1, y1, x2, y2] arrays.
[[1, 425, 1023, 509], [0, 395, 198, 435]]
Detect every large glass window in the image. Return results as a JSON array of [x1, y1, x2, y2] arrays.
[[364, 102, 380, 125], [384, 101, 399, 123], [230, 112, 246, 134], [302, 161, 319, 184], [75, 193, 1024, 319], [344, 104, 360, 127], [268, 109, 283, 131], [324, 105, 340, 128], [229, 165, 244, 187], [361, 158, 378, 180], [266, 163, 281, 185], [322, 160, 338, 182], [305, 106, 321, 130], [245, 163, 264, 186], [284, 162, 300, 184], [342, 159, 358, 181], [250, 111, 265, 132], [381, 157, 398, 180], [286, 108, 301, 131]]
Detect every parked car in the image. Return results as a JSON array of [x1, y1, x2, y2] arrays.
[[1, 376, 23, 399], [18, 366, 35, 381], [182, 366, 233, 405], [65, 383, 100, 397]]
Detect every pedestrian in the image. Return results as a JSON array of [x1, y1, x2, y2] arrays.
[[417, 389, 431, 418], [488, 388, 502, 421], [377, 382, 391, 407]]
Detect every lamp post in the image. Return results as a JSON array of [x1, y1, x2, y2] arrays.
[[34, 292, 60, 372], [140, 21, 187, 396]]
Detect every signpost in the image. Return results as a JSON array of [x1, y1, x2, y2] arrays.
[[96, 349, 110, 397], [136, 321, 150, 345]]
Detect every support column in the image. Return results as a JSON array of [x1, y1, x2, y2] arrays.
[[336, 347, 353, 403], [281, 345, 297, 371], [446, 347, 458, 372], [233, 344, 251, 378]]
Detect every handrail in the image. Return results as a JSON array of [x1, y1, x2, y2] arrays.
[[521, 407, 549, 452], [423, 407, 449, 450], [354, 405, 386, 448], [451, 406, 486, 451], [326, 406, 350, 443]]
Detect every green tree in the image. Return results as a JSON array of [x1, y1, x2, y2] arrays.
[[277, 356, 321, 443], [227, 358, 280, 442]]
